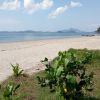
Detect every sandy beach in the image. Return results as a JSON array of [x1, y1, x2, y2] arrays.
[[0, 36, 100, 82]]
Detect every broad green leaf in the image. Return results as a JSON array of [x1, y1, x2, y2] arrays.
[[52, 60, 59, 68], [56, 67, 63, 77], [64, 58, 69, 67]]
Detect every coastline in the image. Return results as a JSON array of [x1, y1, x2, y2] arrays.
[[0, 35, 82, 43], [0, 36, 100, 82]]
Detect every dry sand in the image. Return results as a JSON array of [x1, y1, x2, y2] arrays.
[[0, 36, 100, 82]]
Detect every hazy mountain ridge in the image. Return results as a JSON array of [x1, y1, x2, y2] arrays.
[[57, 28, 83, 33], [0, 28, 88, 33], [0, 28, 95, 36]]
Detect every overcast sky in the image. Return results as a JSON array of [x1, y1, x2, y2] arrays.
[[0, 0, 100, 31]]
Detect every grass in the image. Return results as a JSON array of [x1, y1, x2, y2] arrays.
[[0, 72, 63, 100], [0, 49, 100, 100]]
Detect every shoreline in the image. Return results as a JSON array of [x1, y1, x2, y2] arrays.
[[0, 35, 82, 44], [0, 36, 100, 82]]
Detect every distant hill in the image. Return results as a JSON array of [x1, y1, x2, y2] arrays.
[[0, 28, 84, 33], [57, 28, 83, 33], [0, 30, 38, 33], [0, 28, 94, 36]]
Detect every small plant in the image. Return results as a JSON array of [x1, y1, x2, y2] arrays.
[[11, 63, 23, 77], [38, 49, 94, 100], [3, 82, 20, 100]]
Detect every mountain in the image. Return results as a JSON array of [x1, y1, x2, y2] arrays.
[[57, 28, 82, 33], [0, 28, 94, 36], [0, 28, 86, 34], [0, 30, 38, 33]]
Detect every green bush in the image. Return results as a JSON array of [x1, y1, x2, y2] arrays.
[[37, 49, 94, 100]]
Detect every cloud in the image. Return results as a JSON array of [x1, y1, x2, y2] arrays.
[[49, 1, 82, 19], [0, 0, 81, 16], [0, 0, 20, 10], [41, 0, 54, 9], [49, 5, 68, 19], [70, 1, 82, 8], [24, 0, 53, 14]]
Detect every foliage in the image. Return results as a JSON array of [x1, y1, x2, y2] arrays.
[[37, 49, 94, 100], [96, 27, 100, 33], [3, 82, 20, 100], [11, 63, 23, 77]]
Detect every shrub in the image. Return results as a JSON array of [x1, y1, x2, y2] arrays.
[[37, 49, 94, 100]]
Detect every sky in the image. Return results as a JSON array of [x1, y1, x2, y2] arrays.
[[0, 0, 100, 31]]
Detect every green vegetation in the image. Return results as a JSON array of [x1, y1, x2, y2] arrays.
[[11, 63, 23, 77], [37, 49, 94, 100], [0, 49, 100, 100], [3, 83, 20, 100], [96, 27, 100, 33]]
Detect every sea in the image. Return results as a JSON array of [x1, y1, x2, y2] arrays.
[[0, 31, 94, 43]]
